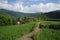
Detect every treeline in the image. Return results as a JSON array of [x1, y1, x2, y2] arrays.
[[18, 16, 38, 24], [0, 14, 13, 26], [39, 24, 60, 29], [0, 14, 38, 26], [37, 10, 60, 21]]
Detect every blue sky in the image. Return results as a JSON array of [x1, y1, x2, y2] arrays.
[[0, 0, 60, 13], [8, 0, 60, 6]]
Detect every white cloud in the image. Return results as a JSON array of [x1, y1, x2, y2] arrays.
[[0, 0, 12, 9], [0, 0, 23, 12], [0, 0, 60, 13], [22, 2, 60, 13]]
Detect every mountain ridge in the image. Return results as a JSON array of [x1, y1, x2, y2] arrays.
[[0, 9, 60, 19], [0, 9, 41, 18]]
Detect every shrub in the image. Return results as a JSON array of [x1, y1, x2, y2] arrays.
[[39, 24, 60, 29], [49, 25, 60, 29], [18, 16, 37, 24], [0, 14, 13, 26]]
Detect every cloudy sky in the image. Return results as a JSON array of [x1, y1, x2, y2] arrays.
[[0, 0, 60, 13]]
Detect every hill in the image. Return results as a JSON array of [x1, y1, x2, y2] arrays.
[[38, 10, 60, 19], [44, 10, 60, 19], [0, 9, 60, 19], [0, 9, 41, 18]]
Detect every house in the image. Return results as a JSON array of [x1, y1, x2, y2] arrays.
[[17, 21, 20, 24]]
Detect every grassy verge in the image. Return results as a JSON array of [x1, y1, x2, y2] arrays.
[[0, 22, 36, 40], [33, 21, 60, 40], [40, 21, 60, 25], [33, 28, 60, 40]]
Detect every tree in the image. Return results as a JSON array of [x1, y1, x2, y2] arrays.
[[18, 16, 37, 24], [0, 14, 13, 26]]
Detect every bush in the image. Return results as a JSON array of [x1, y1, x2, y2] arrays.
[[39, 24, 60, 29], [18, 16, 37, 24], [39, 24, 45, 28], [49, 25, 60, 29], [0, 14, 13, 26]]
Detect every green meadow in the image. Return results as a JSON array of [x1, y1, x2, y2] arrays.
[[0, 9, 60, 40], [0, 22, 36, 40], [40, 21, 60, 25], [33, 21, 60, 40], [33, 28, 60, 40]]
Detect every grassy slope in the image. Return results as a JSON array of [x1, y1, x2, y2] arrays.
[[0, 22, 36, 40], [33, 21, 60, 40], [33, 28, 60, 40], [40, 21, 60, 25]]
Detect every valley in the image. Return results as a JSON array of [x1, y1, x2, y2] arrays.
[[0, 9, 60, 40]]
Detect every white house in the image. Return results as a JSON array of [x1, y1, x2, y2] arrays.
[[17, 21, 20, 24]]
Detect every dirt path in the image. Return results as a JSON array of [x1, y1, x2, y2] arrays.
[[18, 22, 40, 40]]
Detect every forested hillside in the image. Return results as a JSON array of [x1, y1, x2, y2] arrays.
[[39, 10, 60, 19], [0, 9, 41, 18]]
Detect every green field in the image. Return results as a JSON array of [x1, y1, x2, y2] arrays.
[[40, 21, 60, 25], [0, 22, 36, 40], [0, 21, 60, 40], [33, 21, 60, 40], [33, 28, 60, 40]]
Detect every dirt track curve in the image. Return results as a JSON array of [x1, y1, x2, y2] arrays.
[[18, 22, 40, 40]]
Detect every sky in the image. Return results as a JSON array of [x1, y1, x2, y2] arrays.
[[0, 0, 60, 13]]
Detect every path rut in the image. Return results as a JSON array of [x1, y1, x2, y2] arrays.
[[18, 22, 40, 40]]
